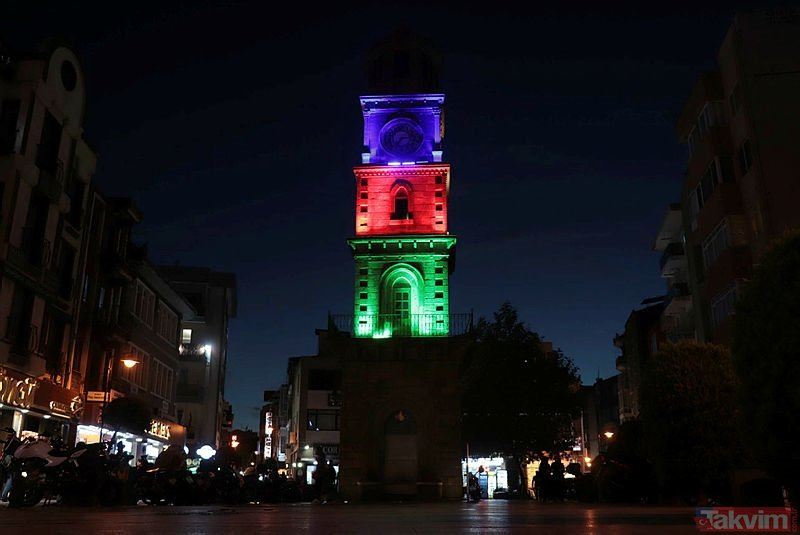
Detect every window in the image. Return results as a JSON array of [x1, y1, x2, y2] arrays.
[[121, 345, 149, 388], [181, 328, 192, 344], [435, 204, 443, 211], [359, 280, 368, 288], [359, 292, 367, 299], [392, 189, 409, 219], [151, 359, 173, 399], [738, 139, 753, 176], [702, 219, 731, 271], [435, 175, 443, 184], [393, 281, 410, 317], [307, 409, 339, 431], [360, 205, 368, 213], [0, 99, 21, 154], [394, 50, 410, 79], [435, 190, 443, 197], [132, 280, 155, 327], [711, 285, 738, 327], [360, 179, 367, 186], [434, 292, 444, 299], [360, 192, 368, 199], [687, 127, 698, 159], [308, 369, 341, 390], [435, 267, 444, 274], [359, 268, 368, 275], [359, 305, 367, 312], [156, 302, 178, 343], [729, 84, 741, 116], [435, 279, 443, 286]]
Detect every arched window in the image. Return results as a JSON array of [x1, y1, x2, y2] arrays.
[[392, 188, 410, 220]]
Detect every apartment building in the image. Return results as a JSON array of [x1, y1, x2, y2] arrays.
[[0, 38, 95, 441], [677, 9, 800, 344]]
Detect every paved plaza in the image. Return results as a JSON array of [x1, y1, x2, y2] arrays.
[[0, 500, 702, 534]]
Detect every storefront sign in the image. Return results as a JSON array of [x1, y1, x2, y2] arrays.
[[33, 379, 84, 418], [0, 366, 38, 409], [318, 444, 339, 457], [148, 419, 171, 441]]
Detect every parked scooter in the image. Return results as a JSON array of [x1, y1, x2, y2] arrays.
[[6, 436, 89, 507]]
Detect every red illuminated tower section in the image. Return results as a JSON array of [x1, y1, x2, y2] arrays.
[[348, 91, 456, 338], [354, 163, 449, 235]]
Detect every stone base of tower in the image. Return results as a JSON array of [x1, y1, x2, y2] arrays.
[[319, 331, 470, 501]]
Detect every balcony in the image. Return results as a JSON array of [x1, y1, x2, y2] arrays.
[[659, 242, 685, 277], [6, 227, 51, 279], [179, 343, 210, 363], [328, 312, 473, 338], [663, 282, 692, 317], [36, 159, 65, 202], [3, 315, 39, 362]]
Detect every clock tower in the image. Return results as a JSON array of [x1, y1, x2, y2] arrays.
[[348, 36, 456, 339], [332, 28, 468, 502]]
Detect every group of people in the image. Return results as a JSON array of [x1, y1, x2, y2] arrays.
[[532, 456, 568, 502]]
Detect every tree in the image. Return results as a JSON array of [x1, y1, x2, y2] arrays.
[[732, 229, 800, 503], [461, 302, 582, 486], [639, 340, 740, 504], [103, 396, 152, 447]]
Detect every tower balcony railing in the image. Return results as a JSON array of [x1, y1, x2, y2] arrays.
[[328, 312, 473, 338]]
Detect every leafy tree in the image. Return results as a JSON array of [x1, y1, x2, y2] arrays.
[[461, 302, 582, 485], [732, 229, 800, 503], [103, 396, 152, 447], [639, 340, 740, 504]]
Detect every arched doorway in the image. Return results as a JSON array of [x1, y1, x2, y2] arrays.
[[379, 264, 423, 336], [384, 409, 418, 495]]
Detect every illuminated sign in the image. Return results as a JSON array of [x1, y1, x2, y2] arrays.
[[0, 367, 38, 409], [148, 419, 171, 440], [264, 411, 273, 458]]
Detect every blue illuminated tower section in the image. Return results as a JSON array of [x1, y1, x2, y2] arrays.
[[348, 33, 456, 338]]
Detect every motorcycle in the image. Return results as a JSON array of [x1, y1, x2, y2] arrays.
[[6, 436, 87, 507]]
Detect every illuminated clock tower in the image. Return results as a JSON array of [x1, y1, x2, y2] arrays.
[[348, 59, 456, 339], [335, 28, 467, 502]]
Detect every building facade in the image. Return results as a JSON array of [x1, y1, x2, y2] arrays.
[[677, 9, 800, 345], [0, 39, 95, 441], [75, 195, 190, 460], [155, 265, 237, 451]]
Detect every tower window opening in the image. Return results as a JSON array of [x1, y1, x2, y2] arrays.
[[435, 175, 443, 184], [391, 188, 411, 220]]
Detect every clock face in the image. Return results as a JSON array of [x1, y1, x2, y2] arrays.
[[380, 118, 424, 157]]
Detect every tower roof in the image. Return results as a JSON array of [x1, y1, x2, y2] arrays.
[[366, 26, 442, 94]]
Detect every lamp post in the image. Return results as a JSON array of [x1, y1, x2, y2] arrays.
[[98, 351, 139, 447]]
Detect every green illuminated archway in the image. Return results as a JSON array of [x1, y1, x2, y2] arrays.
[[377, 264, 423, 337]]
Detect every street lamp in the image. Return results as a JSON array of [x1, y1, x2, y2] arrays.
[[99, 351, 140, 448]]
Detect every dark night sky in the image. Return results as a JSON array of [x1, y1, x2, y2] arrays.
[[3, 1, 782, 430]]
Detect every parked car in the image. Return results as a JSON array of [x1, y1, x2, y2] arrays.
[[492, 487, 509, 499]]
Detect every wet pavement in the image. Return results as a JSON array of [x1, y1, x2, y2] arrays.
[[0, 500, 701, 534]]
